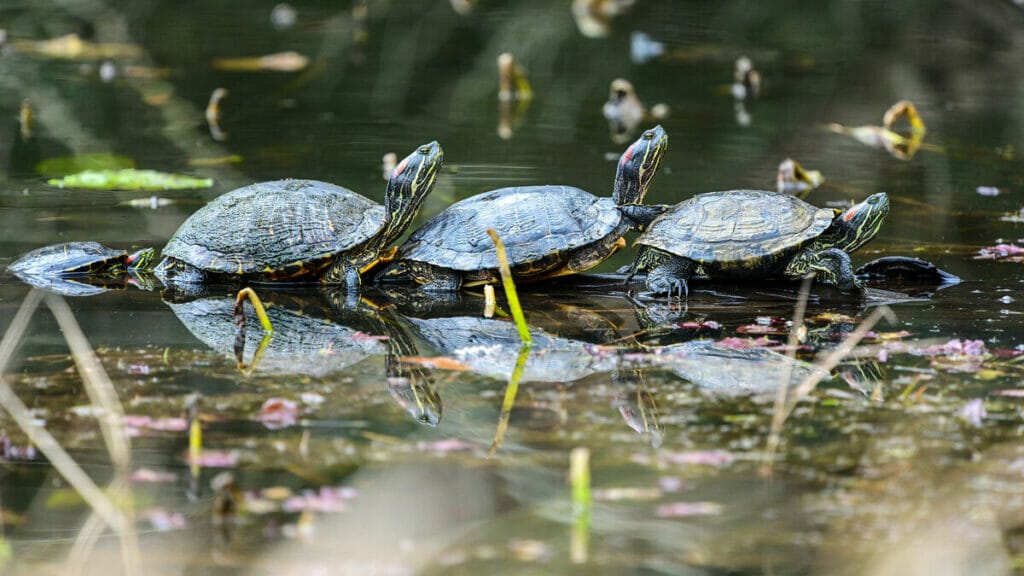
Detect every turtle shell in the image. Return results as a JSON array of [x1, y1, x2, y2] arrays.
[[9, 241, 130, 276], [637, 190, 835, 264], [162, 179, 385, 276], [397, 186, 621, 271]]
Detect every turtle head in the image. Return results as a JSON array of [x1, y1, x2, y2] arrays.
[[381, 141, 444, 246], [829, 192, 889, 252], [612, 125, 668, 205], [125, 247, 155, 270]]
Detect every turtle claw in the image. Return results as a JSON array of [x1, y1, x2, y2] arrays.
[[669, 278, 689, 300], [647, 274, 688, 300]]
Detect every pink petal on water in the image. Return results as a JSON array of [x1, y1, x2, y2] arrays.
[[656, 501, 723, 518], [144, 508, 188, 531], [959, 399, 986, 427], [415, 438, 479, 453], [660, 450, 735, 467], [122, 415, 188, 432], [254, 397, 300, 428], [131, 468, 176, 483], [976, 244, 1024, 259], [185, 450, 239, 468]]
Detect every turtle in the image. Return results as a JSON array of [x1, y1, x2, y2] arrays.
[[628, 190, 890, 297], [376, 126, 668, 290], [9, 241, 154, 277], [155, 141, 444, 293]]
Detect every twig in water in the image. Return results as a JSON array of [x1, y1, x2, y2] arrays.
[[0, 291, 131, 540], [234, 287, 274, 374], [235, 287, 274, 333], [488, 346, 530, 456], [483, 284, 496, 318], [765, 304, 895, 468], [766, 275, 814, 467], [44, 294, 141, 570], [570, 446, 591, 564], [486, 229, 532, 346]]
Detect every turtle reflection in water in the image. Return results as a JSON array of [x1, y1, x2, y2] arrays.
[[8, 241, 155, 296], [644, 339, 832, 397], [401, 309, 616, 384], [165, 289, 440, 426]]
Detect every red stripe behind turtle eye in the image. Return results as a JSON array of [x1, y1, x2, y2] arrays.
[[620, 143, 636, 166], [842, 206, 858, 222], [126, 253, 138, 264], [393, 157, 410, 178]]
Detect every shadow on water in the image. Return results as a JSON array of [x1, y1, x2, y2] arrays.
[[2, 0, 1024, 574]]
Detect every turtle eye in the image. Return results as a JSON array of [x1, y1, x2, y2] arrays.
[[642, 130, 654, 140], [867, 196, 879, 205], [419, 146, 432, 155]]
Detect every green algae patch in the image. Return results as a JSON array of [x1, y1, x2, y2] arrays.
[[48, 169, 213, 191]]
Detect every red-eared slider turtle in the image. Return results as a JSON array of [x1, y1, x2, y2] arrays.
[[9, 241, 154, 277], [377, 126, 668, 290], [155, 141, 444, 292], [8, 241, 155, 296], [629, 190, 889, 297]]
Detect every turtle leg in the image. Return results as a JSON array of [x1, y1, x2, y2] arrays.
[[647, 257, 696, 298], [632, 249, 695, 298], [320, 259, 362, 294], [375, 261, 461, 292], [154, 257, 207, 285], [785, 248, 862, 291]]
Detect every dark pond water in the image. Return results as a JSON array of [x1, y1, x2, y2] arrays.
[[2, 1, 1024, 574]]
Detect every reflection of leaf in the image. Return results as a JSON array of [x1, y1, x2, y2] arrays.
[[36, 154, 135, 177], [47, 169, 213, 191], [399, 356, 472, 371]]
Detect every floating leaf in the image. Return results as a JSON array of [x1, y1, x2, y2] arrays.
[[828, 100, 926, 160], [975, 243, 1024, 260], [36, 153, 135, 177], [12, 33, 141, 60], [777, 158, 824, 197], [212, 51, 309, 72], [47, 169, 213, 191]]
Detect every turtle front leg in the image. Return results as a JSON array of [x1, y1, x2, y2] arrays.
[[785, 247, 862, 291], [375, 260, 462, 292], [320, 259, 362, 294], [647, 257, 697, 298], [631, 248, 696, 298]]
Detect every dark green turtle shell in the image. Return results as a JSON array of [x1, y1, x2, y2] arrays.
[[397, 186, 621, 271], [162, 179, 385, 277], [637, 189, 835, 264], [9, 241, 133, 276]]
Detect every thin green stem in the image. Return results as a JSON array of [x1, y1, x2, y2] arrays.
[[486, 229, 532, 346]]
